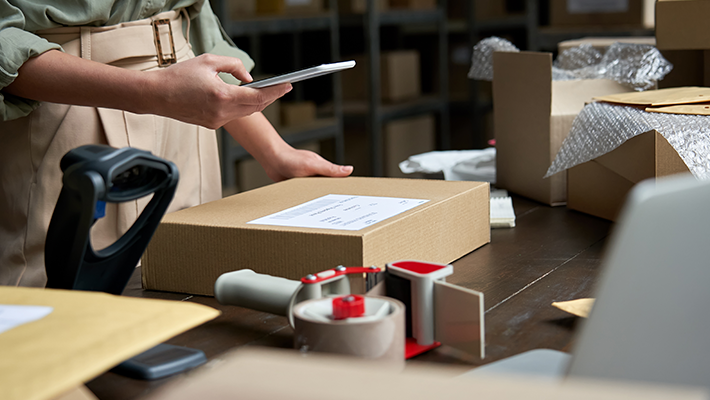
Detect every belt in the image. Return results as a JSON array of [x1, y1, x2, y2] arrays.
[[35, 9, 191, 70]]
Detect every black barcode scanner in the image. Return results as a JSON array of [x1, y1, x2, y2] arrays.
[[45, 144, 178, 294]]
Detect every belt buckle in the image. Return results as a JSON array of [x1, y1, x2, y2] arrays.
[[152, 18, 176, 67]]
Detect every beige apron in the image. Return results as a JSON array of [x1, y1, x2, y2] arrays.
[[0, 10, 221, 287]]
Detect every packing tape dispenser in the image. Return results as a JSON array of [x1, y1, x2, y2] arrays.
[[215, 261, 485, 360]]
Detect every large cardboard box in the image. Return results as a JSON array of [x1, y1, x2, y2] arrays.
[[655, 0, 710, 50], [142, 177, 490, 295], [281, 101, 317, 127], [493, 51, 631, 206], [567, 130, 690, 221], [655, 0, 710, 88], [549, 0, 654, 27], [384, 114, 436, 178], [342, 51, 422, 103]]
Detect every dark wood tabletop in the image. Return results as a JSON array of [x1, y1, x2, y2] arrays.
[[86, 195, 613, 400]]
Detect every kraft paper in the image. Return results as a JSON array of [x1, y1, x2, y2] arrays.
[[0, 287, 219, 400], [552, 298, 595, 318]]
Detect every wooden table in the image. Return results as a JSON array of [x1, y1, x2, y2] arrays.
[[86, 196, 612, 399]]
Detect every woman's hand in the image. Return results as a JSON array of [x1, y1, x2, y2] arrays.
[[144, 54, 292, 129], [224, 113, 353, 182]]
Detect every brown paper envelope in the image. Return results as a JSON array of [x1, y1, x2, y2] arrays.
[[593, 86, 710, 107], [645, 103, 710, 116], [552, 298, 595, 318], [0, 287, 220, 400]]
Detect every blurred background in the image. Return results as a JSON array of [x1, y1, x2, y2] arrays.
[[211, 0, 656, 194]]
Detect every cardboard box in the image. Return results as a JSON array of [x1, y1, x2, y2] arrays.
[[389, 0, 436, 10], [338, 0, 388, 13], [384, 114, 436, 178], [281, 101, 317, 127], [262, 99, 281, 128], [557, 36, 656, 54], [342, 51, 422, 103], [492, 51, 631, 206], [257, 0, 324, 15], [656, 0, 710, 50], [549, 0, 654, 28], [142, 177, 490, 295], [567, 130, 690, 221]]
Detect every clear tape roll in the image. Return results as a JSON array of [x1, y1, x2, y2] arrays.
[[293, 296, 405, 367]]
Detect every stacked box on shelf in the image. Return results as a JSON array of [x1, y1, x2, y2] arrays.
[[548, 0, 654, 28], [342, 50, 422, 103], [655, 0, 710, 88]]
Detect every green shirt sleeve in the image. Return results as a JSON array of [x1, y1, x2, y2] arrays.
[[186, 1, 254, 86], [0, 2, 62, 121]]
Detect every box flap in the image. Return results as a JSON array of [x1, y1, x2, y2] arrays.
[[552, 79, 631, 116], [433, 281, 484, 359], [645, 103, 710, 116], [0, 287, 219, 400], [656, 132, 692, 176], [593, 131, 657, 184], [594, 87, 710, 107], [567, 160, 636, 221]]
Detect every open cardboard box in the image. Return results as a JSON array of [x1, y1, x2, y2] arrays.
[[142, 177, 490, 296], [567, 130, 690, 221], [565, 87, 707, 221], [493, 51, 631, 206]]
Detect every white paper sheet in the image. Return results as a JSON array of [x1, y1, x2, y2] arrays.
[[0, 304, 53, 335], [247, 194, 429, 231]]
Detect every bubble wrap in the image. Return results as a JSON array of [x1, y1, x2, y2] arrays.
[[552, 43, 673, 91], [468, 38, 673, 91], [545, 102, 710, 180], [467, 37, 519, 81]]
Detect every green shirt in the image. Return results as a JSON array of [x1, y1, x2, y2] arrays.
[[0, 0, 254, 121]]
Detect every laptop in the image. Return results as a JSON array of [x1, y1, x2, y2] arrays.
[[464, 173, 710, 389]]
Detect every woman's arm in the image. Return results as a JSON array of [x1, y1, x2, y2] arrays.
[[3, 49, 291, 129], [223, 112, 353, 182]]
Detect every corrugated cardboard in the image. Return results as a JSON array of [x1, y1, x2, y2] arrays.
[[384, 114, 435, 178], [557, 36, 656, 54], [656, 0, 710, 50], [281, 101, 317, 127], [567, 130, 690, 221], [0, 287, 219, 400], [146, 348, 708, 400], [549, 0, 653, 28], [142, 177, 490, 295], [342, 51, 421, 103], [492, 51, 631, 206]]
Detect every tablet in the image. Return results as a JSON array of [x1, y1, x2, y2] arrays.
[[242, 60, 356, 88]]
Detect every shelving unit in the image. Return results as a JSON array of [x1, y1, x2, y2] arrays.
[[340, 0, 450, 177], [212, 0, 345, 190]]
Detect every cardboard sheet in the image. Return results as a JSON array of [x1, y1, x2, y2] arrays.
[[594, 87, 710, 108], [0, 287, 219, 400], [144, 348, 708, 400], [552, 298, 595, 318]]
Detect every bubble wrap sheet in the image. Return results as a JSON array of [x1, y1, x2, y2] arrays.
[[468, 38, 672, 91], [467, 37, 519, 81], [545, 102, 710, 180]]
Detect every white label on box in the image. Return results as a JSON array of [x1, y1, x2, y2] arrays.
[[247, 194, 429, 231], [0, 305, 53, 335], [567, 0, 628, 14]]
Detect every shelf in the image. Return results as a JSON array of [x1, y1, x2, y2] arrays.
[[223, 13, 335, 36], [342, 96, 446, 122], [340, 8, 443, 27], [224, 118, 339, 161]]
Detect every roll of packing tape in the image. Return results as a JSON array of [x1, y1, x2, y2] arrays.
[[293, 296, 405, 366]]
